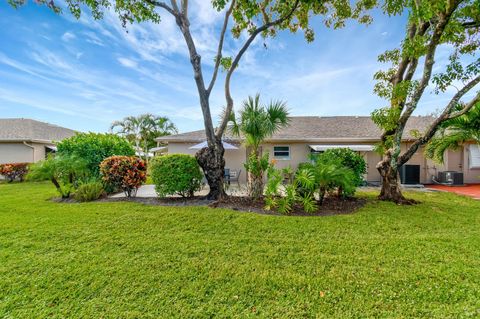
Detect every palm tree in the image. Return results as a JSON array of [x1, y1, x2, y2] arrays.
[[426, 104, 480, 163], [111, 116, 142, 153], [229, 94, 290, 198], [111, 114, 178, 163]]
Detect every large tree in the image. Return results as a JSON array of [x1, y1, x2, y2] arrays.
[[9, 0, 373, 199], [372, 0, 479, 203]]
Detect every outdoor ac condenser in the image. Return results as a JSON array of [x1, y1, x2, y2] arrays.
[[437, 171, 464, 186]]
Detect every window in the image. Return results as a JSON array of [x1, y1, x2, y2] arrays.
[[273, 146, 290, 160], [469, 144, 480, 169]]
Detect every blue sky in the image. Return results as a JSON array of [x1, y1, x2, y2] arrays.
[[0, 1, 455, 133]]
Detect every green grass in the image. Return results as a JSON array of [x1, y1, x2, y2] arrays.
[[1, 182, 479, 318]]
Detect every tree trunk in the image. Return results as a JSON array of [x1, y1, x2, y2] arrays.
[[196, 138, 226, 200], [248, 171, 264, 199], [377, 158, 415, 204]]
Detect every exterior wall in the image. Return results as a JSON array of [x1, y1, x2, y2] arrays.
[[166, 141, 476, 184], [459, 143, 480, 183], [0, 142, 34, 164], [0, 142, 53, 165]]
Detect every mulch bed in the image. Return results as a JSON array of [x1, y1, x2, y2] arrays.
[[102, 195, 366, 217]]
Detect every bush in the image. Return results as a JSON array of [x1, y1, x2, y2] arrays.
[[264, 165, 317, 214], [27, 155, 89, 198], [74, 181, 105, 202], [100, 156, 146, 197], [57, 133, 135, 177], [150, 154, 202, 198], [0, 163, 29, 182], [313, 148, 366, 188]]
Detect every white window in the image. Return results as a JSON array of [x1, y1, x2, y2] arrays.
[[273, 146, 290, 160], [469, 144, 480, 169]]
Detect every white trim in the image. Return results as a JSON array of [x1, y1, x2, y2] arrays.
[[309, 144, 375, 152], [273, 145, 291, 160], [469, 144, 480, 169]]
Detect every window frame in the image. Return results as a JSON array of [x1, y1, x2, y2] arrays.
[[273, 145, 291, 160]]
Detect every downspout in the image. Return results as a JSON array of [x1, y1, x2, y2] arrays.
[[23, 141, 35, 162]]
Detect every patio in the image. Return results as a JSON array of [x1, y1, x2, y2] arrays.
[[426, 184, 480, 200]]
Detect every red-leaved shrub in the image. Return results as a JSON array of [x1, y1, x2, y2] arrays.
[[0, 163, 29, 182], [99, 156, 146, 197]]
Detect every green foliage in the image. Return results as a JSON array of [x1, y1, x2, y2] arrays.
[[264, 165, 317, 214], [0, 163, 29, 182], [150, 154, 203, 198], [313, 148, 367, 189], [111, 114, 177, 161], [1, 182, 480, 317], [57, 133, 135, 177], [74, 180, 105, 202], [230, 94, 290, 198], [371, 0, 480, 194], [426, 103, 480, 163], [27, 155, 89, 198], [99, 156, 147, 198], [244, 152, 270, 178]]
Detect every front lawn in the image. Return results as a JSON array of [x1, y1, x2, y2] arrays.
[[1, 182, 479, 318]]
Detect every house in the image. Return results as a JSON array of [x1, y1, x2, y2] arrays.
[[0, 118, 76, 164], [156, 116, 480, 185]]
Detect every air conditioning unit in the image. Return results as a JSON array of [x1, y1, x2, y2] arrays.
[[437, 171, 464, 186], [400, 165, 420, 185]]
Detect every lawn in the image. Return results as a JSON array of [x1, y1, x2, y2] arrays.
[[1, 182, 479, 318]]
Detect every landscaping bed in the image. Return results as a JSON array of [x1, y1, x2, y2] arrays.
[[103, 195, 366, 216]]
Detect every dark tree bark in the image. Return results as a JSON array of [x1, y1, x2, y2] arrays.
[[196, 138, 226, 200]]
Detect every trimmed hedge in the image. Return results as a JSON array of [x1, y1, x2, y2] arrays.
[[313, 148, 367, 187], [150, 154, 203, 198], [100, 156, 147, 197], [57, 133, 135, 177], [0, 163, 29, 182]]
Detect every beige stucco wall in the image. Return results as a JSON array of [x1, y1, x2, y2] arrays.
[[0, 142, 52, 165], [165, 141, 478, 185], [0, 143, 34, 164]]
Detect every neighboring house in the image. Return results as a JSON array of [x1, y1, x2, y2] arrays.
[[156, 116, 480, 184], [0, 118, 76, 164]]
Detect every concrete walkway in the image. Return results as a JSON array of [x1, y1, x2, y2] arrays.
[[110, 184, 248, 198]]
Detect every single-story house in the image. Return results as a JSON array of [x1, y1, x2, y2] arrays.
[[156, 116, 480, 185], [0, 118, 76, 164]]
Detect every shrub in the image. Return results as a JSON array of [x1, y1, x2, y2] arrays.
[[100, 156, 147, 197], [74, 181, 105, 202], [150, 154, 202, 198], [313, 148, 366, 188], [57, 133, 135, 177], [264, 165, 317, 214], [27, 155, 89, 198], [0, 163, 29, 182]]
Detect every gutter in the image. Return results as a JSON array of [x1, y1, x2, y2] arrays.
[[23, 141, 35, 162]]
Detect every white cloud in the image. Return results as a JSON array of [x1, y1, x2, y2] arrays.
[[61, 31, 76, 42], [117, 57, 138, 68], [83, 31, 105, 46]]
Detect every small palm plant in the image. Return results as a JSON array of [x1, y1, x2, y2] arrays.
[[426, 104, 480, 163], [229, 94, 290, 199]]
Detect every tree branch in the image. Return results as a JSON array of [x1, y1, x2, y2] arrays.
[[181, 0, 188, 16], [398, 74, 480, 166], [216, 0, 300, 138], [145, 0, 177, 16], [206, 0, 235, 96]]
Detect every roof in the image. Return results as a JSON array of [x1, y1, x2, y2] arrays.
[[157, 116, 435, 143], [0, 118, 76, 143]]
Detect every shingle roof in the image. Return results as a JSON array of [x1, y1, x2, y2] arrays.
[[157, 116, 435, 143], [0, 118, 76, 143]]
